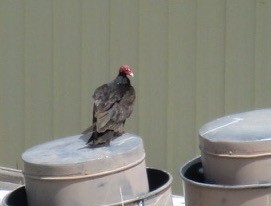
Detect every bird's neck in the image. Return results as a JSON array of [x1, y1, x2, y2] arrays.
[[114, 74, 130, 85]]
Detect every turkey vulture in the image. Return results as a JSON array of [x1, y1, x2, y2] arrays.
[[82, 65, 135, 146]]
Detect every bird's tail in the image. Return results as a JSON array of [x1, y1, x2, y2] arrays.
[[87, 130, 115, 146], [82, 124, 95, 134], [86, 132, 96, 144]]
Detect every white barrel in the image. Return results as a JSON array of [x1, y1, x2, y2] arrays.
[[199, 109, 271, 185], [22, 133, 149, 206], [3, 168, 173, 206], [181, 156, 271, 206]]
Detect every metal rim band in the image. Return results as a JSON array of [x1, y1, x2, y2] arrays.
[[202, 150, 271, 158], [23, 154, 145, 180]]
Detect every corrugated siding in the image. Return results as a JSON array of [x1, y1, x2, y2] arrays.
[[1, 0, 271, 193]]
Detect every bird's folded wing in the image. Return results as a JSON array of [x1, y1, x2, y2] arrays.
[[93, 84, 122, 112]]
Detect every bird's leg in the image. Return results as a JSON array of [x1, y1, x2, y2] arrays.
[[111, 131, 125, 141], [89, 131, 113, 147], [113, 123, 125, 138], [114, 131, 124, 137]]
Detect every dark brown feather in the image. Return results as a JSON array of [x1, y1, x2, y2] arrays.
[[82, 66, 135, 146]]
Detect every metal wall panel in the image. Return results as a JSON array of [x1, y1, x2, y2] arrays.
[[1, 0, 271, 193]]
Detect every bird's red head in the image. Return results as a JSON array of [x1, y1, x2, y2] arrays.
[[119, 65, 134, 77]]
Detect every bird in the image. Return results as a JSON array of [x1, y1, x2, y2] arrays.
[[82, 65, 136, 147]]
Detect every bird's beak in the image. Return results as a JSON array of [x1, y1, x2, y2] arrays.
[[129, 72, 134, 77]]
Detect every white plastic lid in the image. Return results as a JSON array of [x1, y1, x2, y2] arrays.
[[199, 109, 271, 157], [22, 133, 145, 179]]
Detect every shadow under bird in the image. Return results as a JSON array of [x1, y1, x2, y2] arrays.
[[82, 65, 136, 147]]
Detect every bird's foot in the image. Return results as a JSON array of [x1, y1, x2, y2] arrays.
[[111, 131, 125, 141], [87, 139, 110, 148], [114, 131, 125, 136]]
